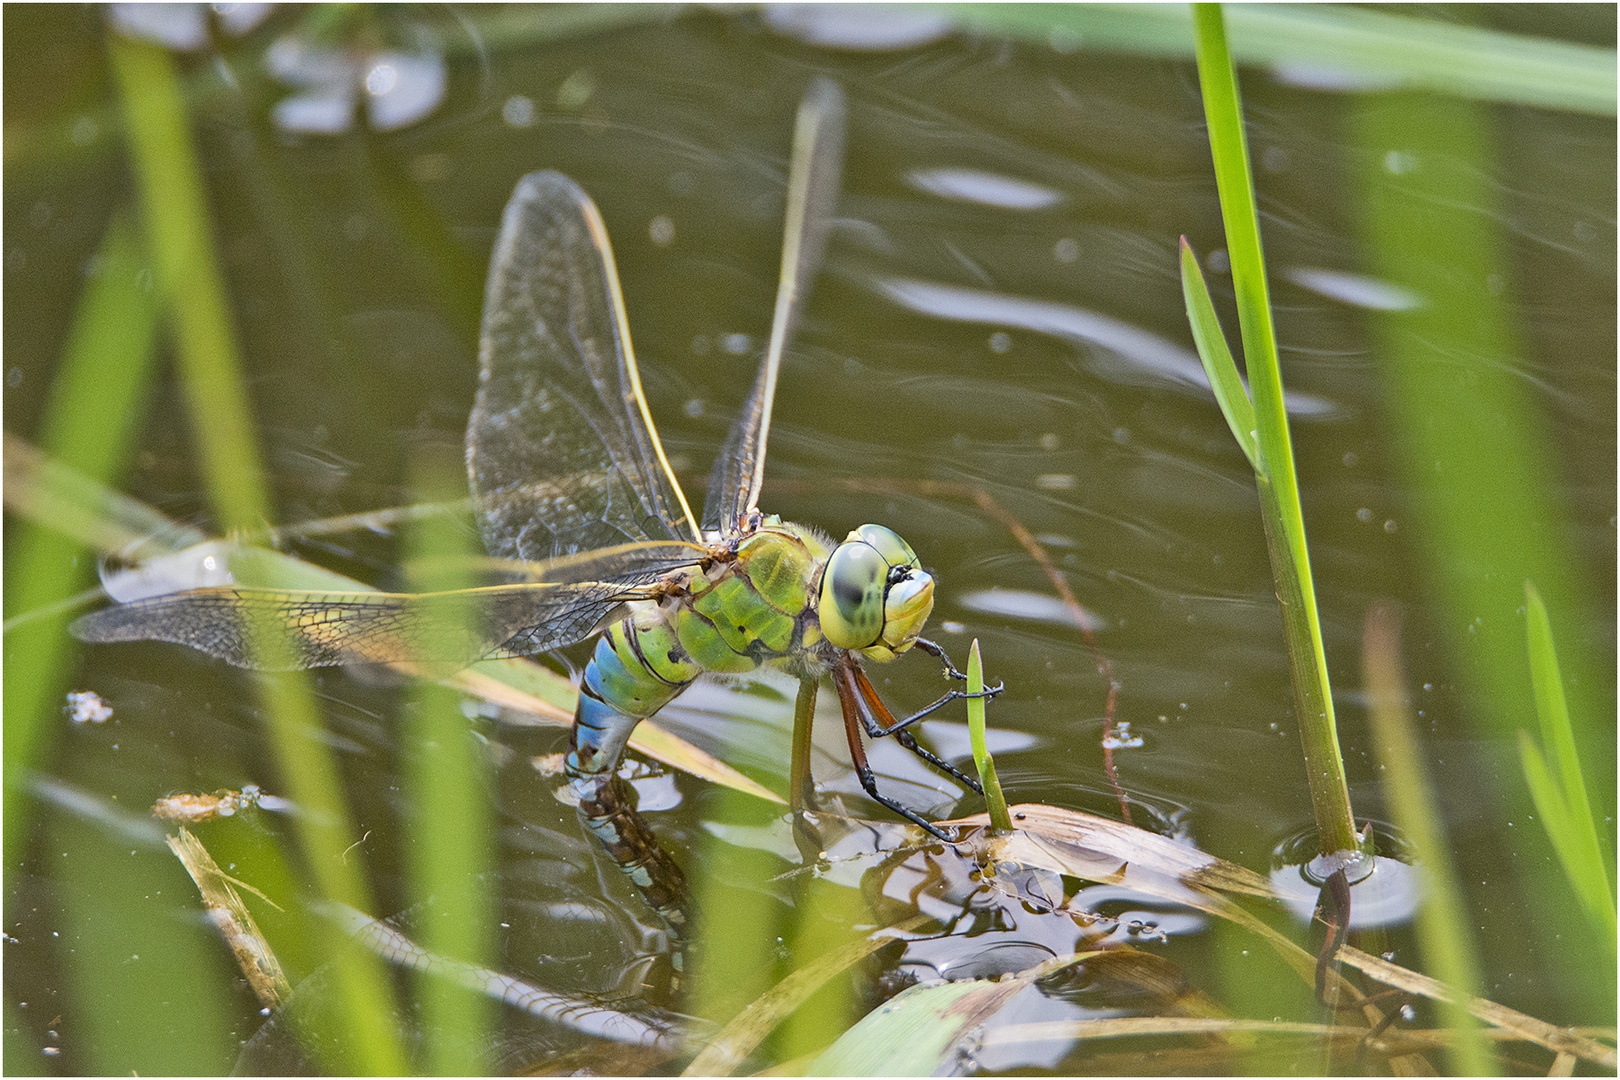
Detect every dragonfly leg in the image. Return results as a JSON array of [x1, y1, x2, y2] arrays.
[[849, 665, 983, 796], [914, 637, 1007, 697], [832, 661, 966, 842]]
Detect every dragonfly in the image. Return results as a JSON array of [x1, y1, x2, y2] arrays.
[[72, 78, 998, 936]]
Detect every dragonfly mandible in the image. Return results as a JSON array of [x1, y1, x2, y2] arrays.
[[72, 78, 999, 936]]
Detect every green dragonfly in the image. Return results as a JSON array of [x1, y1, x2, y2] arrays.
[[73, 79, 996, 933]]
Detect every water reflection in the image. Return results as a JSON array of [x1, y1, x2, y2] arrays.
[[762, 4, 953, 51], [871, 276, 1338, 416], [1283, 266, 1425, 311], [266, 35, 447, 134], [906, 168, 1066, 210], [107, 2, 272, 50]]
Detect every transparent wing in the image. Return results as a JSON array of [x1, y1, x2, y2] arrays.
[[70, 542, 705, 671], [470, 171, 701, 564], [702, 78, 847, 537]]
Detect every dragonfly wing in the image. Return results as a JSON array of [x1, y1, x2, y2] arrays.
[[69, 579, 667, 672], [470, 171, 701, 564], [702, 78, 847, 536]]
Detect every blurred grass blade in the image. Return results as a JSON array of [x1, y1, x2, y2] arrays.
[[1350, 77, 1612, 1003], [1362, 604, 1492, 1075], [11, 438, 778, 800], [4, 212, 159, 837], [1179, 237, 1260, 474], [1, 208, 196, 1071], [1191, 3, 1357, 858], [110, 33, 269, 533], [965, 639, 1011, 830], [6, 432, 773, 804], [403, 444, 495, 1076], [946, 4, 1615, 116], [1520, 582, 1615, 949], [109, 32, 404, 1073]]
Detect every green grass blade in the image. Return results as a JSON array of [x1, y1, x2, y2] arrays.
[[1521, 583, 1616, 948], [966, 639, 1011, 831], [1191, 3, 1357, 858], [1178, 237, 1260, 474], [1516, 735, 1574, 861], [1524, 584, 1598, 838], [1, 211, 227, 1073]]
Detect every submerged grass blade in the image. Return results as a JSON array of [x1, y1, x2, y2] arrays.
[[966, 639, 1011, 830], [1521, 582, 1615, 949], [1190, 4, 1357, 857], [166, 827, 292, 1011]]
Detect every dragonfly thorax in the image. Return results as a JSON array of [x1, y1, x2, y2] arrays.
[[616, 520, 934, 688]]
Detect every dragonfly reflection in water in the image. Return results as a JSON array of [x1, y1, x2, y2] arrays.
[[72, 78, 998, 943]]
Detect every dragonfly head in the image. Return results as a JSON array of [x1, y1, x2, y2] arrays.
[[817, 524, 935, 663]]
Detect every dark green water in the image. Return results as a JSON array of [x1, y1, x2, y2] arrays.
[[5, 5, 1613, 1074]]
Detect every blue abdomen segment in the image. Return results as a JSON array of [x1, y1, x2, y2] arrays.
[[567, 616, 696, 779]]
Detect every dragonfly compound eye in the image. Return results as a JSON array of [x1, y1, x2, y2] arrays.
[[818, 525, 935, 658]]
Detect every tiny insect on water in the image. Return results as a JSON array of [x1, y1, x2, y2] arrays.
[[72, 77, 1002, 938]]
